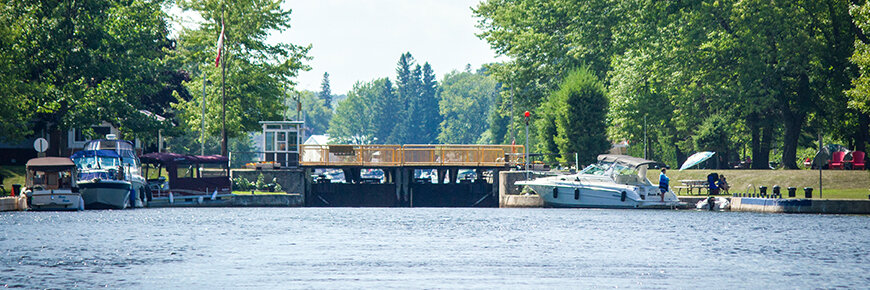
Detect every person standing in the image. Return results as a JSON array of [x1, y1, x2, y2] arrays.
[[659, 168, 669, 202]]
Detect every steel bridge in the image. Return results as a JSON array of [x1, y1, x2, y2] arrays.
[[300, 144, 526, 168]]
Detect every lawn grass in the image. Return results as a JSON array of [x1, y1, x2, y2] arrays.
[[648, 169, 870, 199], [0, 165, 25, 193]]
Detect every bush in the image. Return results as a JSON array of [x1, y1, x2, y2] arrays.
[[255, 173, 266, 191], [233, 177, 253, 191]]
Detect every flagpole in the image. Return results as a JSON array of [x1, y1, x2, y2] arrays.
[[220, 10, 228, 157]]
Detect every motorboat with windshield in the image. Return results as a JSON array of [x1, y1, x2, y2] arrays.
[[516, 154, 681, 208], [23, 157, 84, 211], [71, 135, 147, 209]]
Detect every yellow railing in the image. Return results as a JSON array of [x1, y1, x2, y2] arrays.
[[300, 144, 525, 167]]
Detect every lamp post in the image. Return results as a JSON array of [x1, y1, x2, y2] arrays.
[[524, 111, 531, 177]]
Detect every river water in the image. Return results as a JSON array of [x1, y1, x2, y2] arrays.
[[1, 208, 869, 288]]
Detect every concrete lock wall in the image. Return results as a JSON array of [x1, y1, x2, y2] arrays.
[[731, 198, 870, 214], [498, 171, 543, 208], [231, 169, 305, 194]]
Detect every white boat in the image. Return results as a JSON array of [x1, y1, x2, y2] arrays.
[[516, 154, 681, 209], [72, 135, 147, 209], [23, 157, 84, 211], [696, 196, 730, 211]]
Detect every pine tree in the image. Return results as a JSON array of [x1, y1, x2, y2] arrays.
[[320, 72, 332, 109], [388, 53, 417, 144], [371, 78, 397, 143], [418, 62, 440, 143]]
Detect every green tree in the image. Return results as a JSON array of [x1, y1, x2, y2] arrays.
[[171, 0, 310, 143], [387, 53, 417, 144], [418, 63, 441, 143], [328, 80, 381, 144], [320, 72, 332, 109], [438, 70, 499, 144], [370, 78, 399, 143], [550, 68, 610, 165], [0, 0, 178, 143], [474, 0, 624, 142], [292, 90, 332, 135], [534, 99, 560, 165]]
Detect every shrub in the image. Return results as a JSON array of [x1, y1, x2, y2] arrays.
[[255, 173, 266, 191]]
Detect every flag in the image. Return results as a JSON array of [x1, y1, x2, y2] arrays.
[[215, 21, 225, 67]]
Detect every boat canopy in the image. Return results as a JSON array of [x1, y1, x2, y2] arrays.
[[70, 149, 121, 159], [140, 152, 229, 165], [83, 139, 134, 151], [597, 154, 662, 169], [25, 157, 76, 172]]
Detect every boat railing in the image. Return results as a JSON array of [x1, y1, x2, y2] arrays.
[[300, 144, 525, 167], [78, 171, 119, 181]]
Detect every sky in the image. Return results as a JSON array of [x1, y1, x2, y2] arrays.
[[276, 0, 502, 94]]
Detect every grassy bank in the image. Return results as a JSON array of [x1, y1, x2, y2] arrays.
[[0, 166, 25, 193], [648, 169, 870, 199]]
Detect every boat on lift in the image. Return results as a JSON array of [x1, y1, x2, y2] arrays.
[[516, 154, 682, 209]]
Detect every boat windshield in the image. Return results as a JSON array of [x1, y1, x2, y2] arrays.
[[608, 163, 637, 176], [74, 156, 120, 170], [580, 162, 612, 175]]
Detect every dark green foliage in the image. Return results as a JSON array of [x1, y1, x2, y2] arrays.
[[172, 0, 311, 141], [439, 70, 500, 144], [476, 0, 870, 168], [418, 63, 441, 143], [551, 68, 610, 165], [0, 0, 177, 142], [320, 72, 333, 109]]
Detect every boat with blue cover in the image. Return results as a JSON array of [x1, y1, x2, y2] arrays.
[[71, 135, 147, 209]]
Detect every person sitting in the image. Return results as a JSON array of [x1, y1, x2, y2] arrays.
[[717, 175, 730, 195], [707, 172, 719, 195]]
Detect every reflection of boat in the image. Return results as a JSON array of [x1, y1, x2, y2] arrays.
[[140, 153, 231, 206], [517, 154, 681, 209], [72, 136, 147, 209], [23, 157, 84, 211]]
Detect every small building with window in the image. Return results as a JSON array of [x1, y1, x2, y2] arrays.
[[260, 121, 304, 168]]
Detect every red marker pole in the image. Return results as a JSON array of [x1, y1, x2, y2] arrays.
[[524, 111, 530, 176]]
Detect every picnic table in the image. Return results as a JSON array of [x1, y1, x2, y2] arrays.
[[675, 179, 708, 195]]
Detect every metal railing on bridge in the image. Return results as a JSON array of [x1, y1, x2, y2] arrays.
[[300, 144, 525, 167]]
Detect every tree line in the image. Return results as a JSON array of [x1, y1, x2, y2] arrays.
[[325, 53, 499, 145], [474, 0, 870, 169], [5, 0, 870, 170], [0, 0, 308, 156]]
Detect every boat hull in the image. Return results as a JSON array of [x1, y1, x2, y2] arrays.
[[29, 190, 84, 211], [79, 181, 133, 209], [522, 180, 680, 209]]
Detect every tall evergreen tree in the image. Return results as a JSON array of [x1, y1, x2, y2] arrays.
[[320, 72, 332, 109], [418, 62, 441, 143], [371, 78, 398, 143], [388, 53, 417, 144]]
